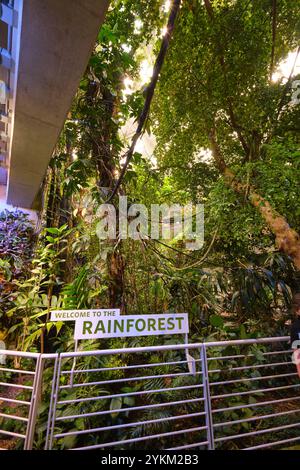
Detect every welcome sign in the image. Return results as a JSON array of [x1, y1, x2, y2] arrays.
[[74, 314, 189, 340], [50, 309, 188, 341], [50, 309, 120, 321]]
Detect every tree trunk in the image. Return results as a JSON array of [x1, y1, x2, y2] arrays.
[[89, 81, 125, 310], [108, 249, 125, 311], [209, 128, 300, 270]]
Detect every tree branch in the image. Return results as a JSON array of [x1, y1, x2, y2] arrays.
[[203, 0, 214, 19], [203, 0, 250, 156], [105, 0, 181, 203], [209, 126, 300, 270]]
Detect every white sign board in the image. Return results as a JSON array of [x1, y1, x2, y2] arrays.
[[74, 313, 189, 340], [50, 309, 120, 322]]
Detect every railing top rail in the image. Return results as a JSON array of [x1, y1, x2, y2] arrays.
[[203, 336, 289, 348], [0, 337, 290, 360], [59, 336, 290, 358], [40, 353, 60, 359], [0, 349, 40, 359]]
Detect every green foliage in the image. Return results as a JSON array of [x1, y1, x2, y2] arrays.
[[6, 225, 72, 350], [0, 210, 34, 274], [0, 211, 35, 340], [1, 0, 300, 450], [61, 0, 166, 198]]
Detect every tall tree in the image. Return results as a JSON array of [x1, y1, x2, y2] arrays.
[[153, 0, 300, 290], [62, 0, 166, 309]]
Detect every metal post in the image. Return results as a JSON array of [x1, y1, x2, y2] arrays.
[[24, 354, 43, 450], [69, 340, 78, 388], [200, 344, 215, 450], [45, 354, 59, 450]]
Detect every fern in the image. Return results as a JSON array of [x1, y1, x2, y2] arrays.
[[61, 266, 89, 309]]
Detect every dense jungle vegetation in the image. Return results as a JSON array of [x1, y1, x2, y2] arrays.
[[1, 0, 300, 451]]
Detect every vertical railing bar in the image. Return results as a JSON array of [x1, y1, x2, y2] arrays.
[[45, 354, 59, 450], [47, 355, 62, 450], [23, 356, 38, 450], [200, 344, 215, 450]]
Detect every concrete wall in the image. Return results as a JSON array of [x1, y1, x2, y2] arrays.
[[6, 0, 109, 208], [0, 184, 38, 222]]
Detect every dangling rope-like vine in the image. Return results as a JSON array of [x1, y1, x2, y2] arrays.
[[105, 0, 181, 203]]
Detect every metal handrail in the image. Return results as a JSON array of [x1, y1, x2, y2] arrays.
[[0, 336, 298, 450]]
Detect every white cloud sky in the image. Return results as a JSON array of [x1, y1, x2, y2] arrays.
[[272, 49, 300, 83]]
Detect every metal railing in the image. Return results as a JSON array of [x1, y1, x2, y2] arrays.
[[0, 350, 42, 450], [1, 336, 300, 450]]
